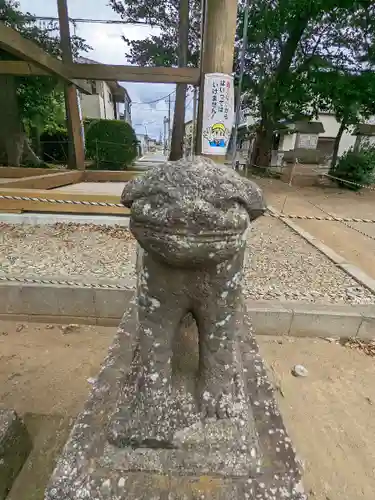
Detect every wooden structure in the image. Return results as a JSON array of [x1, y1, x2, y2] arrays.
[[195, 0, 238, 163], [0, 0, 238, 214], [0, 0, 200, 171], [0, 168, 138, 215]]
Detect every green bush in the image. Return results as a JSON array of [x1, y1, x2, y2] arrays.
[[85, 119, 138, 170], [331, 145, 375, 191], [40, 128, 69, 164]]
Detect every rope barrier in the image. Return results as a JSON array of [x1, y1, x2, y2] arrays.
[[1, 193, 375, 224], [322, 172, 375, 192], [0, 275, 131, 290], [0, 194, 123, 208]]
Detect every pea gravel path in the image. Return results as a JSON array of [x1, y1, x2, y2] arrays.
[[0, 218, 374, 304]]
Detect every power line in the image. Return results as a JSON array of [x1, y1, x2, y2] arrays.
[[131, 90, 176, 105], [185, 97, 193, 109], [24, 15, 157, 27]]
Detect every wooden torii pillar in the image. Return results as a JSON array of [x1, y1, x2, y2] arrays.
[[57, 0, 85, 171], [195, 0, 238, 163]]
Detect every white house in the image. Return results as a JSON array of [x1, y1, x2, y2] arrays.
[[238, 110, 374, 165], [77, 57, 132, 124], [136, 133, 148, 156]]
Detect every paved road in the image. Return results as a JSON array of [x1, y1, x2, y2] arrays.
[[257, 177, 375, 280], [134, 151, 167, 169]]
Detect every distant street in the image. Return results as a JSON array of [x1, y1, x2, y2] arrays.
[[134, 150, 167, 169]]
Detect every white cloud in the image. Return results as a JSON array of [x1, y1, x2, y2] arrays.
[[17, 0, 182, 138]]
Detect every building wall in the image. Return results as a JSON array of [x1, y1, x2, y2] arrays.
[[80, 82, 102, 119], [123, 95, 132, 125], [101, 81, 115, 120], [80, 81, 117, 120], [280, 133, 296, 151], [278, 115, 357, 157], [318, 114, 355, 156]]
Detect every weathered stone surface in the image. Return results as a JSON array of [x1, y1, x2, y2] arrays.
[[45, 157, 306, 499], [108, 157, 266, 449], [45, 309, 306, 499], [0, 409, 32, 500]]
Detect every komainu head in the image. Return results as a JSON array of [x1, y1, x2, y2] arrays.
[[121, 157, 266, 267]]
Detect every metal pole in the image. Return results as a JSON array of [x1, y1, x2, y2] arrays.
[[163, 117, 167, 155], [167, 95, 171, 151], [191, 86, 198, 159], [231, 0, 250, 168]]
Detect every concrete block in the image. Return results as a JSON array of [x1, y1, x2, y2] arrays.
[[93, 289, 134, 320], [338, 264, 375, 294], [357, 307, 375, 339], [246, 300, 293, 336], [310, 240, 347, 265], [28, 315, 97, 326], [0, 410, 32, 500], [0, 284, 24, 314], [21, 285, 96, 317], [290, 306, 362, 338]]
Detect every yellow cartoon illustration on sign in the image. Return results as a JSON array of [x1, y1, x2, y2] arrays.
[[203, 122, 231, 149]]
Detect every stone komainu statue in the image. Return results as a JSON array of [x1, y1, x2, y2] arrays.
[[108, 156, 266, 448]]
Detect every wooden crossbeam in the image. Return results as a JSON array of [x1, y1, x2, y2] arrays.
[[0, 22, 91, 94], [0, 60, 200, 84]]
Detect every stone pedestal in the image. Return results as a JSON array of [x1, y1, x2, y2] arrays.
[[0, 409, 32, 500], [45, 157, 306, 500], [45, 309, 306, 500]]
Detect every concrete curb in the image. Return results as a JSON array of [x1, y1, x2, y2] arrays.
[[1, 281, 374, 339], [0, 213, 130, 226], [268, 205, 375, 295]]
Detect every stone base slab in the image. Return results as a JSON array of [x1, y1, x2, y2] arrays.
[[0, 410, 32, 500], [45, 310, 306, 500]]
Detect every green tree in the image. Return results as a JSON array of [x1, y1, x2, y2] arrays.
[[110, 0, 375, 167], [0, 0, 89, 166], [109, 0, 201, 161], [311, 71, 375, 169], [109, 0, 201, 67], [240, 0, 375, 166]]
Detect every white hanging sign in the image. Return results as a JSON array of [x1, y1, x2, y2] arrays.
[[202, 73, 235, 155]]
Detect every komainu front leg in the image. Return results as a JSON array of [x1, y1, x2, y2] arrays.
[[197, 307, 245, 419]]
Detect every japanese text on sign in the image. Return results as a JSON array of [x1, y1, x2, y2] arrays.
[[202, 73, 234, 155]]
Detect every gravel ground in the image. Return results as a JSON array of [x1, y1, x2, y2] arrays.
[[0, 218, 374, 304]]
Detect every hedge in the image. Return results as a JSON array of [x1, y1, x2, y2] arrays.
[[40, 128, 69, 164], [85, 119, 138, 170], [331, 145, 375, 191]]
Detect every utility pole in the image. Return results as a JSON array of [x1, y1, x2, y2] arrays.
[[167, 95, 172, 152], [163, 116, 167, 155], [191, 86, 198, 159], [231, 0, 250, 168], [168, 0, 189, 161], [195, 0, 238, 163], [57, 0, 85, 170]]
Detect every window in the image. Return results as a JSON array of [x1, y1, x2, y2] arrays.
[[109, 93, 113, 103], [91, 81, 98, 94]]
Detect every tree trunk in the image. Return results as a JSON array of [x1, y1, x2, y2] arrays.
[[330, 119, 347, 172], [0, 75, 42, 167], [169, 83, 187, 161], [250, 107, 274, 168], [22, 136, 43, 166], [0, 75, 24, 166], [249, 14, 311, 169], [169, 0, 189, 161]]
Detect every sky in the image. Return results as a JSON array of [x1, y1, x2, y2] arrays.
[[18, 0, 194, 139]]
